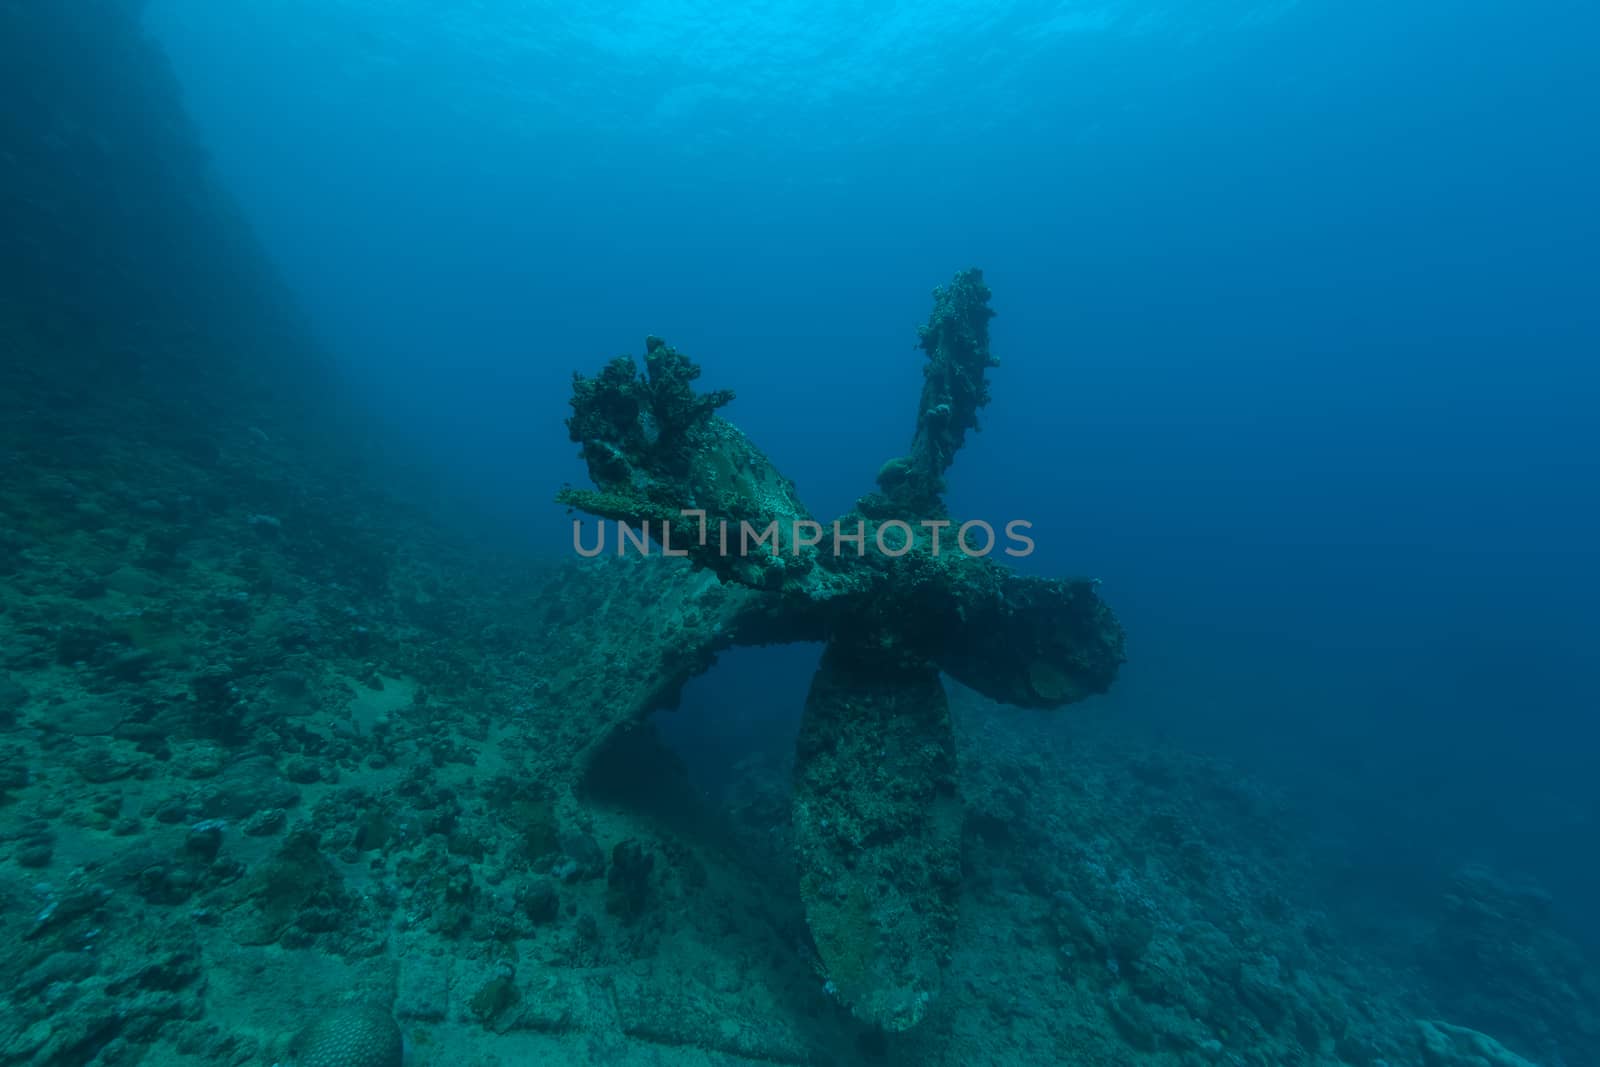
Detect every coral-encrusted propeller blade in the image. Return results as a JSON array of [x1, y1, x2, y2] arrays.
[[792, 643, 961, 1031]]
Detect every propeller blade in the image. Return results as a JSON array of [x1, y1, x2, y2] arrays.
[[792, 644, 962, 1031]]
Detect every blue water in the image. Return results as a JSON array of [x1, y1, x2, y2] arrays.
[[146, 0, 1597, 963]]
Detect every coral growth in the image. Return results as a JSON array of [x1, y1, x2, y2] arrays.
[[288, 1002, 404, 1067]]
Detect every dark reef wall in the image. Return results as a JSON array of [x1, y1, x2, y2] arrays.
[[0, 0, 326, 416]]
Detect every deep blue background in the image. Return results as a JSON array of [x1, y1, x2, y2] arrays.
[[145, 0, 1599, 941]]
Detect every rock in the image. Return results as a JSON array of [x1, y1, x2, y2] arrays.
[[555, 832, 603, 882], [284, 755, 323, 784], [106, 647, 158, 680], [1417, 1019, 1544, 1067], [518, 877, 559, 924], [0, 674, 28, 725], [269, 669, 310, 697], [74, 742, 142, 783], [469, 972, 520, 1026], [104, 565, 163, 598], [242, 807, 287, 836], [0, 1019, 54, 1060], [172, 742, 227, 779], [606, 839, 654, 919], [233, 828, 349, 946], [54, 695, 130, 736], [199, 755, 299, 819], [1420, 865, 1600, 1059], [184, 823, 223, 861], [17, 843, 53, 869], [0, 744, 32, 793]]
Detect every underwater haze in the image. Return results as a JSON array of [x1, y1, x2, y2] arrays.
[[2, 0, 1597, 1064], [149, 0, 1599, 920]]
